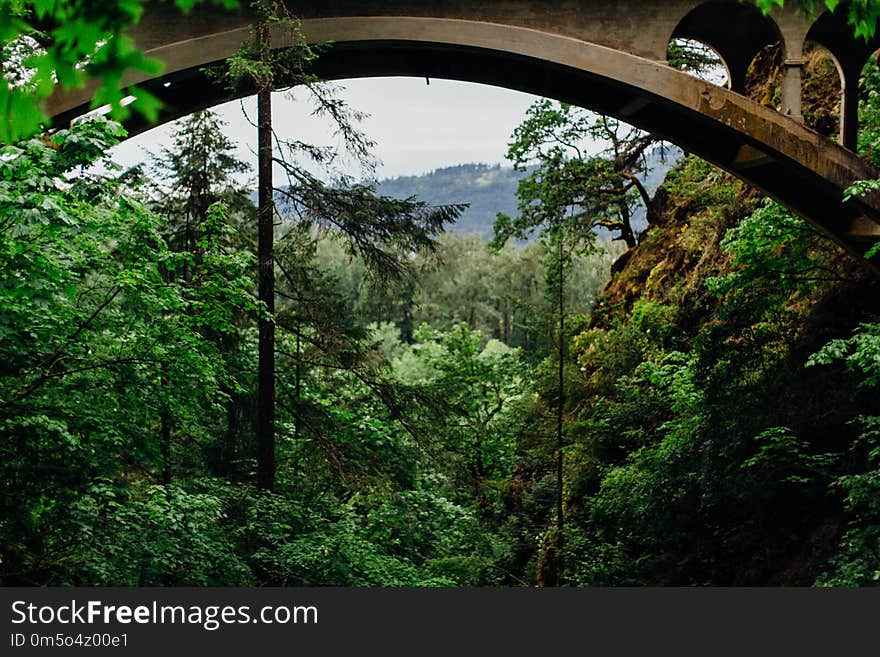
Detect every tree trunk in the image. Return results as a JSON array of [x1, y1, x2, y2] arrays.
[[619, 202, 637, 249], [160, 411, 172, 487], [256, 19, 275, 491], [293, 321, 302, 476], [160, 364, 172, 489], [555, 228, 565, 585]]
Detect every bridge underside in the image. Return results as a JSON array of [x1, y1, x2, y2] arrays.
[[45, 9, 880, 267]]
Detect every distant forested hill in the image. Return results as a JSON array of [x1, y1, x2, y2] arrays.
[[376, 146, 682, 240], [376, 163, 526, 239]]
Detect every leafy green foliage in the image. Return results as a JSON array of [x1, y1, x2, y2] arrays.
[[857, 55, 880, 166], [809, 322, 880, 387], [70, 481, 251, 585], [0, 0, 239, 144], [0, 117, 246, 582], [806, 319, 880, 585], [709, 199, 830, 301], [753, 1, 880, 40], [810, 350, 880, 585], [494, 100, 658, 250]]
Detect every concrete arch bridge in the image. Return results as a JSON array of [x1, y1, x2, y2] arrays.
[[46, 1, 880, 264]]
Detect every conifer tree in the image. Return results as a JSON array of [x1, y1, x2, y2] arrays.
[[211, 1, 464, 490], [147, 109, 256, 478], [254, 7, 276, 490], [149, 110, 253, 257]]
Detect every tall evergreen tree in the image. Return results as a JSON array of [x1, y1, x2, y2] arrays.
[[210, 1, 464, 490], [147, 109, 256, 478], [149, 110, 253, 254], [254, 7, 276, 491]]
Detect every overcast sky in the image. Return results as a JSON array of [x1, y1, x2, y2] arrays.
[[109, 77, 547, 181]]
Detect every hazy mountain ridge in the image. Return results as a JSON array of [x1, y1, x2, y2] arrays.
[[376, 163, 528, 239], [376, 146, 682, 240]]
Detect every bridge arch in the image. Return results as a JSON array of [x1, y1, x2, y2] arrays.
[[47, 13, 880, 264]]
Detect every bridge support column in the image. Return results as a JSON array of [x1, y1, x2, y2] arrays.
[[781, 59, 804, 122], [776, 7, 810, 125], [841, 67, 860, 151]]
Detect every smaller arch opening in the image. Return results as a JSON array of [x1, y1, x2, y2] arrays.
[[804, 7, 880, 149], [803, 43, 843, 139], [745, 42, 843, 139], [856, 50, 880, 163], [670, 0, 782, 93], [745, 42, 783, 109], [666, 38, 730, 87]]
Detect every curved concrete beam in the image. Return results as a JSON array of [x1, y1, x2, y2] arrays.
[[46, 14, 880, 264]]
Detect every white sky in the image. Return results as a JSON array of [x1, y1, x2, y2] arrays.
[[109, 77, 548, 181]]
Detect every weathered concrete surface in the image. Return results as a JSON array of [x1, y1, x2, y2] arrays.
[[45, 1, 880, 264]]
